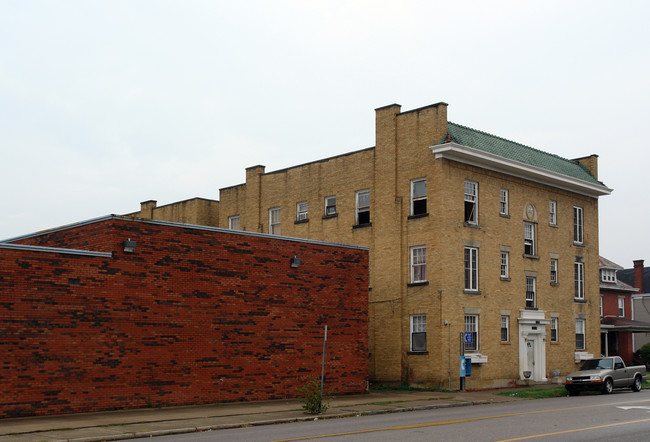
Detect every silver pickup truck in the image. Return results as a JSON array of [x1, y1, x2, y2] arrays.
[[565, 356, 647, 395]]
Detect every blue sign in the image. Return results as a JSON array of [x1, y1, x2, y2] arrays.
[[465, 356, 472, 377], [463, 332, 473, 344], [460, 355, 466, 377]]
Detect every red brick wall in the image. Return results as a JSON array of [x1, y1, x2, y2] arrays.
[[0, 217, 369, 418]]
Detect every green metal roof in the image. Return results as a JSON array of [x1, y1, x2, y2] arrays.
[[442, 122, 602, 185]]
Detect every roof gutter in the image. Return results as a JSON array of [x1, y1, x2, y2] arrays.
[[431, 142, 613, 198]]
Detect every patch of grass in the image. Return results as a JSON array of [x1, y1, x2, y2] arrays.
[[495, 386, 568, 399]]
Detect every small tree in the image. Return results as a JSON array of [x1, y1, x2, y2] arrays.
[[297, 377, 332, 414], [639, 342, 650, 366]]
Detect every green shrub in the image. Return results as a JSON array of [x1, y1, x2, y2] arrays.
[[639, 343, 650, 365], [297, 377, 332, 414]]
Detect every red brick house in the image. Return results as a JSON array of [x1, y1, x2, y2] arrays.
[[599, 256, 650, 364], [0, 215, 369, 418]]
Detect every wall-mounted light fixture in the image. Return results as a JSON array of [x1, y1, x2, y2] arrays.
[[290, 256, 301, 268], [123, 239, 137, 253]]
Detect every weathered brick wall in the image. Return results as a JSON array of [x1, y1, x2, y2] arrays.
[[0, 217, 369, 418]]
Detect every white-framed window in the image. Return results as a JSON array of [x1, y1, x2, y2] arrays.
[[524, 222, 536, 256], [549, 200, 557, 226], [618, 297, 625, 317], [228, 215, 240, 230], [526, 276, 536, 308], [464, 314, 478, 351], [601, 269, 616, 283], [411, 178, 427, 216], [600, 296, 603, 317], [574, 261, 584, 300], [464, 247, 479, 292], [501, 315, 509, 342], [269, 207, 281, 235], [324, 195, 336, 216], [410, 314, 427, 352], [575, 318, 585, 350], [573, 206, 584, 244], [356, 190, 370, 225], [296, 201, 308, 221], [550, 258, 558, 284], [464, 180, 478, 225], [410, 246, 427, 283], [551, 318, 558, 342], [500, 251, 509, 279], [500, 189, 509, 216]]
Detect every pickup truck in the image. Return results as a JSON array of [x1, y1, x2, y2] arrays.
[[565, 356, 647, 395]]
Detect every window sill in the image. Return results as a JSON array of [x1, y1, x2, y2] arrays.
[[523, 254, 540, 260], [550, 282, 560, 287], [408, 281, 429, 287], [322, 213, 338, 220], [525, 307, 538, 310], [407, 351, 429, 355], [500, 277, 511, 282], [573, 242, 585, 247], [408, 213, 429, 220], [353, 222, 372, 229], [574, 298, 587, 303], [499, 214, 510, 219], [466, 353, 488, 364], [294, 219, 309, 224], [464, 290, 481, 295], [500, 341, 510, 345], [463, 222, 481, 229], [549, 224, 558, 228]]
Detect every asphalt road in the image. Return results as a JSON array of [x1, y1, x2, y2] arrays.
[[144, 390, 650, 442]]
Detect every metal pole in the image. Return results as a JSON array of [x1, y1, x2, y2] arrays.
[[460, 332, 465, 391], [319, 325, 327, 413]]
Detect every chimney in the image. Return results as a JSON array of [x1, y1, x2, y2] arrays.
[[140, 200, 157, 219], [633, 259, 645, 292]]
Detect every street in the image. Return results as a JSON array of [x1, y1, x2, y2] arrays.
[[146, 390, 650, 442]]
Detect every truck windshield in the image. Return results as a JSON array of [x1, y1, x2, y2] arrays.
[[580, 358, 613, 370]]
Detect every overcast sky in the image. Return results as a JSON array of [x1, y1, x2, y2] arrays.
[[1, 1, 648, 268]]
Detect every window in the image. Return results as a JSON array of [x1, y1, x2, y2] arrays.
[[601, 269, 616, 283], [410, 314, 427, 352], [464, 180, 478, 225], [574, 261, 584, 300], [524, 222, 536, 256], [549, 200, 557, 226], [600, 296, 603, 317], [410, 246, 427, 283], [464, 247, 479, 292], [296, 201, 308, 221], [550, 259, 558, 284], [618, 297, 625, 317], [500, 189, 509, 216], [573, 206, 584, 244], [324, 196, 336, 216], [501, 315, 509, 342], [269, 207, 281, 235], [228, 215, 240, 230], [526, 276, 536, 308], [500, 252, 509, 279], [464, 315, 478, 351], [576, 319, 585, 350], [551, 318, 558, 342], [411, 179, 427, 216], [356, 190, 370, 225]]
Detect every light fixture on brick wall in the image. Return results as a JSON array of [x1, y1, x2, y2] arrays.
[[123, 239, 137, 253], [290, 256, 301, 268]]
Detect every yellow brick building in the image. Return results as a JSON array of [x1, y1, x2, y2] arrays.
[[131, 102, 612, 389]]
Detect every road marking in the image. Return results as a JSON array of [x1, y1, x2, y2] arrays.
[[496, 418, 650, 441], [617, 405, 650, 411], [272, 398, 650, 442]]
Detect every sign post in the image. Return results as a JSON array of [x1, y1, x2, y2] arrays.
[[460, 332, 473, 391], [319, 325, 328, 413]]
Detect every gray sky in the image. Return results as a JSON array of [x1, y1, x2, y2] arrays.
[[1, 0, 648, 268]]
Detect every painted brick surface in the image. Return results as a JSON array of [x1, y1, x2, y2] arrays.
[[0, 217, 368, 418]]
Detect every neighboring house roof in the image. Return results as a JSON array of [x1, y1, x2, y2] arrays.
[[599, 256, 638, 292], [601, 316, 650, 332], [434, 122, 612, 197], [618, 266, 650, 294]]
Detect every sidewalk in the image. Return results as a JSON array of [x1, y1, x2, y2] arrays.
[[0, 386, 559, 442]]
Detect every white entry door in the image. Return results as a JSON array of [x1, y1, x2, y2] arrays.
[[526, 339, 535, 376]]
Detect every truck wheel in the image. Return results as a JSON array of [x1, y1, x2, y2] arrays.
[[603, 378, 613, 394], [632, 376, 642, 392]]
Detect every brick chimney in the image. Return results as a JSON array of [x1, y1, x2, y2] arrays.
[[633, 259, 645, 292]]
